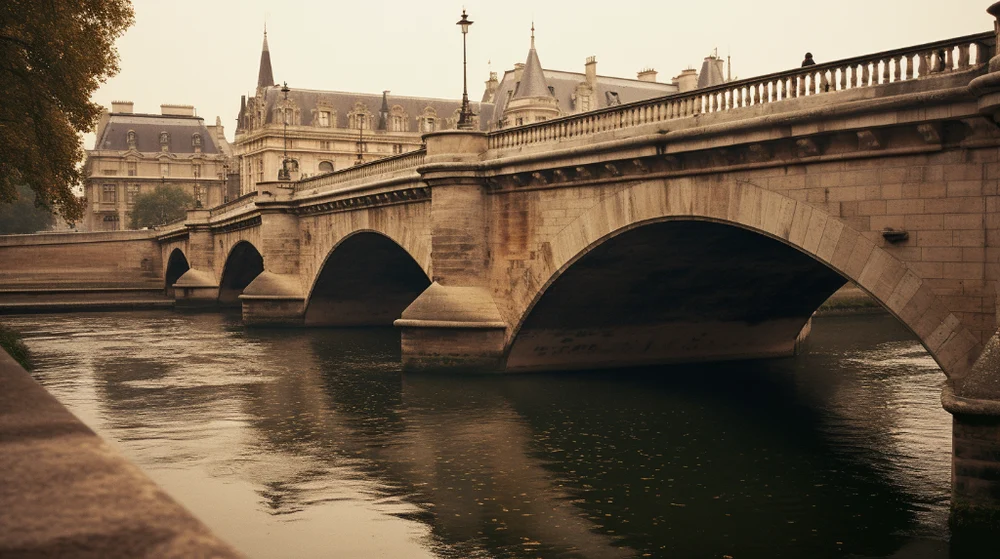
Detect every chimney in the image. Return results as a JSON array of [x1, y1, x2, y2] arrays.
[[111, 101, 133, 114], [637, 68, 657, 82], [672, 68, 698, 93], [160, 104, 196, 117], [484, 71, 499, 103], [585, 56, 597, 87], [514, 62, 525, 84]]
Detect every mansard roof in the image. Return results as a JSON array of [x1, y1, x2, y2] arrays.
[[488, 68, 677, 122], [255, 86, 495, 132], [94, 114, 220, 154]]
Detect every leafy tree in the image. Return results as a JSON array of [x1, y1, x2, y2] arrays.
[[128, 186, 194, 229], [0, 184, 56, 234], [0, 0, 135, 222]]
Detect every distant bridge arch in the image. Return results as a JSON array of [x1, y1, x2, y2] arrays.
[[164, 248, 190, 299], [218, 241, 264, 307]]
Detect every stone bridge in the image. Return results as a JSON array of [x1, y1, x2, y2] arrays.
[[7, 5, 1000, 523]]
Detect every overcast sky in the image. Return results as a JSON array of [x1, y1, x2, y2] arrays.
[[89, 0, 994, 144]]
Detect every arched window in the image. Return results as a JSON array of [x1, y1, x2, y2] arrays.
[[319, 161, 334, 173], [192, 133, 201, 148], [126, 130, 136, 149], [159, 131, 170, 151], [287, 159, 299, 172]]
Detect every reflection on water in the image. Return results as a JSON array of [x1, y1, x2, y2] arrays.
[[7, 312, 955, 558]]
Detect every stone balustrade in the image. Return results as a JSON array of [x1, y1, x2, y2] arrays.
[[488, 32, 995, 151], [209, 191, 259, 218], [293, 149, 427, 193]]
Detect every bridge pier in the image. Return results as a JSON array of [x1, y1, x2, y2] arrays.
[[240, 196, 305, 326], [945, 2, 1000, 532], [172, 211, 219, 308], [397, 131, 508, 372], [943, 331, 1000, 531]]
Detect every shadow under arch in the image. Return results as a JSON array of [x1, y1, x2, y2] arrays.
[[304, 230, 431, 326], [219, 241, 264, 307], [164, 248, 190, 298], [505, 178, 981, 377]]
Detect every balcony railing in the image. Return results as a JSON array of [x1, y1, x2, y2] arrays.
[[293, 149, 427, 193], [488, 32, 994, 151]]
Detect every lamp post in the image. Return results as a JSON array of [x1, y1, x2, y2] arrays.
[[278, 82, 291, 181], [355, 113, 366, 166], [456, 9, 474, 130]]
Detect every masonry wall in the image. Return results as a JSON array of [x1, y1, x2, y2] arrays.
[[0, 231, 161, 288], [487, 144, 1000, 352]]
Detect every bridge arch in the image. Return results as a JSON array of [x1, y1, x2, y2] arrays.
[[218, 241, 264, 307], [164, 249, 190, 298], [505, 178, 981, 378], [304, 230, 431, 326]]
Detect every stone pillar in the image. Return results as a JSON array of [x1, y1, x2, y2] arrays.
[[943, 332, 1000, 531], [172, 210, 219, 308], [241, 186, 306, 326], [395, 131, 508, 372], [943, 3, 1000, 534]]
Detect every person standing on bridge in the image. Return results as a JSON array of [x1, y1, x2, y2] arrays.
[[801, 52, 816, 67]]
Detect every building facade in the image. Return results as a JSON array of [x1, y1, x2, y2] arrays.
[[84, 102, 234, 231], [234, 31, 493, 195]]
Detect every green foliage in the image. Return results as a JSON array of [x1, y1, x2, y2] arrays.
[[0, 184, 56, 234], [128, 186, 194, 229], [0, 324, 32, 371], [0, 0, 135, 222]]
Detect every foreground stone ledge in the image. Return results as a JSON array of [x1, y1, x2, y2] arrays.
[[0, 350, 242, 558]]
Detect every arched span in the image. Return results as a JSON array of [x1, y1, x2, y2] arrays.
[[164, 249, 190, 298], [505, 178, 981, 378], [304, 231, 430, 326], [218, 241, 264, 307]]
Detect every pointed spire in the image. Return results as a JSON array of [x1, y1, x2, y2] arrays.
[[377, 90, 390, 131], [512, 23, 552, 100], [257, 26, 274, 89]]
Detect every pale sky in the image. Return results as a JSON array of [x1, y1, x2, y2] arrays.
[[89, 0, 994, 145]]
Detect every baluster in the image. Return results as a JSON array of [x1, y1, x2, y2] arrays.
[[821, 70, 829, 92], [887, 57, 896, 82], [904, 55, 914, 79], [918, 52, 928, 77], [835, 67, 843, 90], [958, 44, 970, 68]]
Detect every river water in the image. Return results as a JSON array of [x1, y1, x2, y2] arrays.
[[7, 311, 956, 558]]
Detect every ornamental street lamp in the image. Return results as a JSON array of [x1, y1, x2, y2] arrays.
[[456, 9, 474, 130], [278, 82, 291, 181]]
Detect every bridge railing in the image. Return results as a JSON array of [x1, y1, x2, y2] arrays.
[[488, 32, 995, 151], [209, 191, 258, 218], [293, 149, 427, 193]]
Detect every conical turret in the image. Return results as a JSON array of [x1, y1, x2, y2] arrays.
[[502, 24, 560, 127]]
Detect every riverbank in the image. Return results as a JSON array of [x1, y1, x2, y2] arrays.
[[816, 284, 885, 316], [0, 347, 241, 557]]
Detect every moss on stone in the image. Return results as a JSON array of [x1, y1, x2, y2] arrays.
[[0, 324, 32, 370]]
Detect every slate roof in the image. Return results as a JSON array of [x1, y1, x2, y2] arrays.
[[95, 114, 221, 154], [513, 40, 553, 100], [487, 68, 677, 124], [257, 86, 495, 132], [697, 56, 726, 89], [258, 32, 275, 89]]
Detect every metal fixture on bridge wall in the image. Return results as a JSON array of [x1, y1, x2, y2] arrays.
[[880, 228, 909, 243]]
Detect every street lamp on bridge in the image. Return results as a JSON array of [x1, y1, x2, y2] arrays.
[[278, 82, 291, 181], [456, 9, 474, 130]]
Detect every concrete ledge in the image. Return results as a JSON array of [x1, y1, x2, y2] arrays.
[[0, 349, 242, 557]]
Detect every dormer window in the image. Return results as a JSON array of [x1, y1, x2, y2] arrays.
[[192, 133, 202, 152], [605, 91, 621, 106], [318, 111, 331, 127], [126, 130, 136, 149], [159, 131, 170, 151]]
